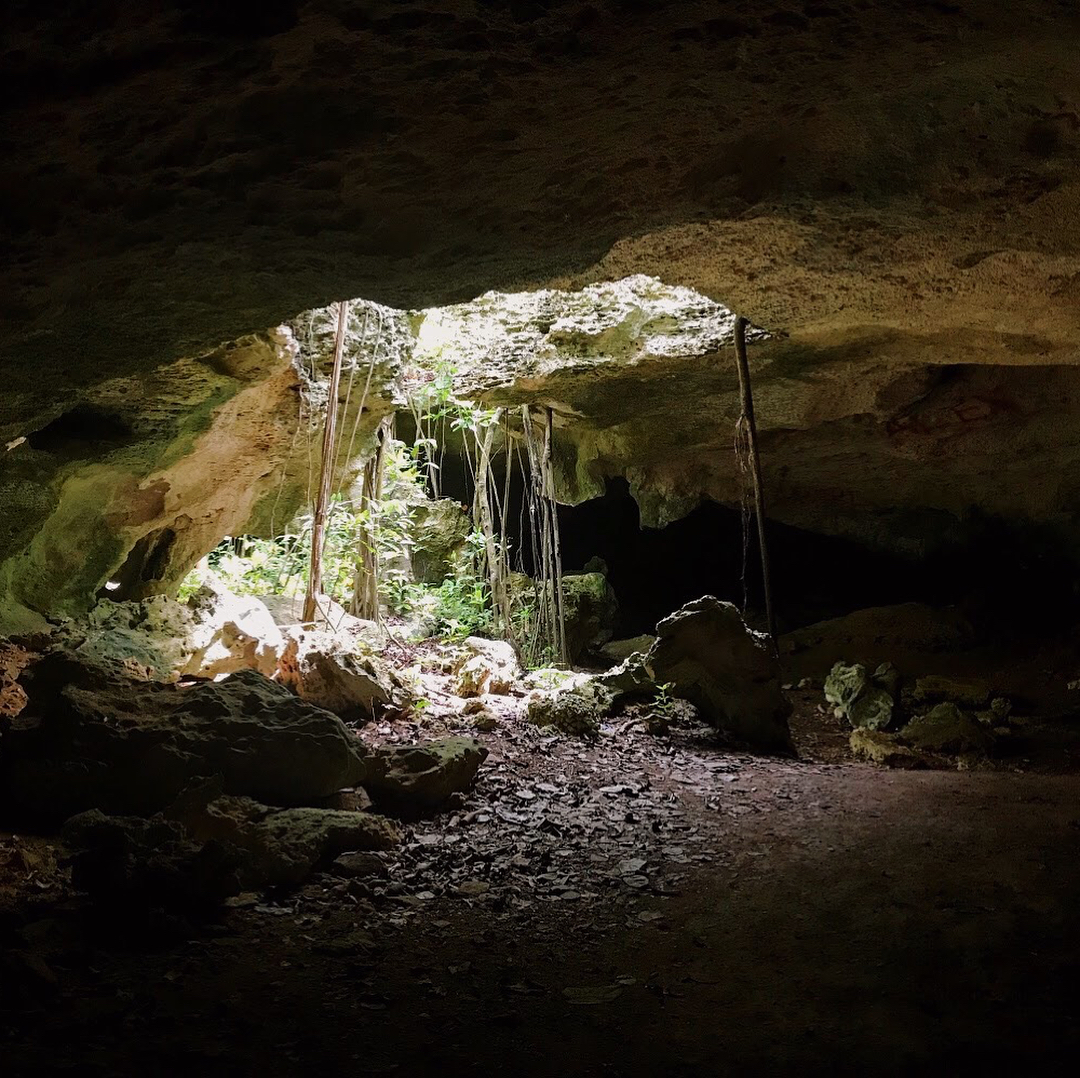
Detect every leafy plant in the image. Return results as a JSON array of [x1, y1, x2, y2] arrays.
[[651, 682, 679, 724]]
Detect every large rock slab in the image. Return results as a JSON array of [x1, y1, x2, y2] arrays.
[[365, 736, 488, 819], [1, 661, 369, 826], [645, 596, 792, 752]]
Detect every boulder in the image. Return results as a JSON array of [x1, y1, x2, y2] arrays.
[[364, 736, 488, 818], [560, 572, 619, 661], [62, 792, 400, 904], [901, 703, 995, 755], [595, 651, 655, 701], [182, 583, 284, 679], [644, 596, 792, 752], [526, 681, 615, 737], [824, 661, 898, 730], [410, 498, 472, 583], [51, 587, 285, 683], [178, 794, 400, 889], [2, 661, 370, 826], [452, 636, 521, 697], [277, 626, 407, 722], [849, 729, 924, 769], [599, 635, 656, 665], [912, 675, 992, 709], [55, 595, 197, 681]]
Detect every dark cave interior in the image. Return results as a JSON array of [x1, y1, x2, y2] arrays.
[[5, 2, 1080, 1075]]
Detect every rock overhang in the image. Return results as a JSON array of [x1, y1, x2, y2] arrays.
[[3, 0, 1080, 622]]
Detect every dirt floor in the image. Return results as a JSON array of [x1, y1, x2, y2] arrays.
[[4, 690, 1080, 1077]]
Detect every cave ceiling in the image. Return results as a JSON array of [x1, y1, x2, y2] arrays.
[[3, 0, 1079, 438], [2, 0, 1080, 629]]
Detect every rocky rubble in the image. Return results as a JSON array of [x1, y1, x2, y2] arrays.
[[825, 661, 899, 731], [821, 658, 1009, 766]]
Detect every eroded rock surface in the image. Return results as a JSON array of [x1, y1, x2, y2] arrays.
[[277, 626, 407, 722], [452, 637, 521, 698], [2, 663, 369, 826]]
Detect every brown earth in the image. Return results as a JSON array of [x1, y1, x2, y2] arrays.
[[4, 698, 1080, 1077]]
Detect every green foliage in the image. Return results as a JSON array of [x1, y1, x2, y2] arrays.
[[651, 681, 679, 723], [178, 439, 429, 607]]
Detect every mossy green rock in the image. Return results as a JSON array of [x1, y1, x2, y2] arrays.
[[559, 572, 619, 662], [410, 498, 472, 584], [901, 703, 994, 755], [824, 661, 898, 731], [526, 681, 614, 738]]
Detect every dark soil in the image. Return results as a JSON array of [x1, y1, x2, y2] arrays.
[[4, 704, 1080, 1077]]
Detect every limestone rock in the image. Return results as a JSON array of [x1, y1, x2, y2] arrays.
[[181, 795, 400, 890], [52, 587, 284, 683], [364, 736, 488, 818], [912, 676, 992, 709], [470, 710, 498, 733], [526, 681, 615, 738], [901, 703, 995, 755], [599, 635, 657, 665], [62, 793, 400, 903], [2, 662, 369, 826], [824, 662, 898, 731], [560, 572, 619, 662], [644, 596, 792, 752], [182, 583, 284, 679], [595, 652, 654, 701], [277, 627, 406, 722], [56, 596, 198, 681], [849, 729, 924, 769], [452, 637, 521, 697], [410, 498, 472, 584]]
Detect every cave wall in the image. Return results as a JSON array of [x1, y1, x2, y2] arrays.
[[3, 0, 1080, 625], [0, 302, 407, 634]]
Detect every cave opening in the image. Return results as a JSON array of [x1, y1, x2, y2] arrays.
[[7, 286, 1080, 1077]]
